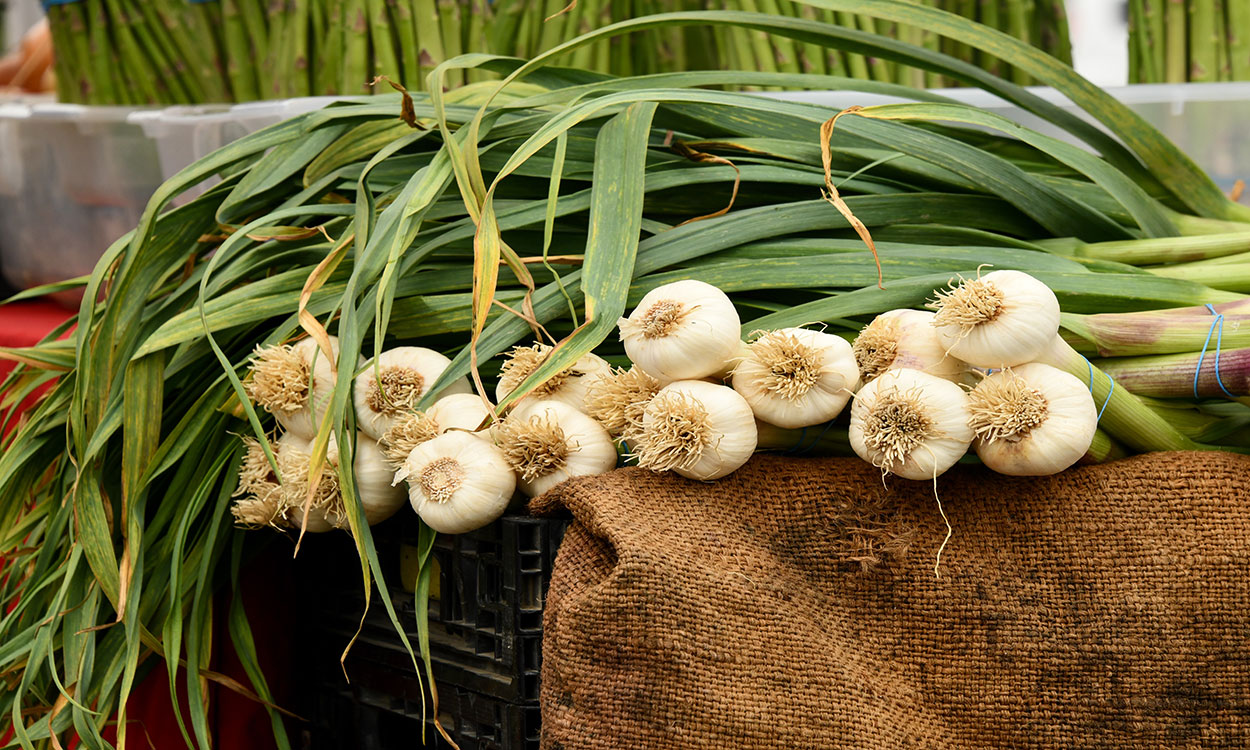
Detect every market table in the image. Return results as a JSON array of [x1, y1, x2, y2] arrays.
[[0, 298, 291, 749]]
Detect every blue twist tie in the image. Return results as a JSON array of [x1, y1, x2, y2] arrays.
[[798, 420, 839, 455], [42, 0, 82, 7], [1193, 303, 1236, 399], [784, 427, 809, 455]]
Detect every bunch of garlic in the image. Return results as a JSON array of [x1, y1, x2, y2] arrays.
[[732, 327, 860, 429]]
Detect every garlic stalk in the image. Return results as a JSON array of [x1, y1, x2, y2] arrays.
[[928, 270, 1060, 368], [495, 343, 610, 410], [853, 309, 966, 383], [632, 380, 758, 480], [395, 430, 516, 534], [732, 328, 860, 429], [618, 279, 742, 382], [498, 400, 618, 497], [848, 368, 973, 480], [583, 365, 661, 438], [380, 392, 494, 467], [967, 364, 1097, 476], [245, 336, 361, 441], [353, 346, 472, 441]]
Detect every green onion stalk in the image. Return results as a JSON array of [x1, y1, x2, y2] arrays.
[[4, 6, 1250, 747]]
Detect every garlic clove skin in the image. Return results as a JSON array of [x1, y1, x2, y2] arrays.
[[970, 363, 1097, 476], [849, 368, 973, 481], [494, 344, 612, 412], [733, 327, 860, 429], [354, 347, 472, 441], [427, 392, 494, 434], [930, 270, 1060, 369], [504, 400, 618, 497], [854, 309, 966, 384], [635, 379, 758, 481], [618, 279, 742, 382], [400, 430, 516, 535]]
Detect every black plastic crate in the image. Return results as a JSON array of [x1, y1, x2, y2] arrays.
[[296, 679, 540, 750]]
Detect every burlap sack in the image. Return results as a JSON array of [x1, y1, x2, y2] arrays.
[[531, 452, 1250, 749]]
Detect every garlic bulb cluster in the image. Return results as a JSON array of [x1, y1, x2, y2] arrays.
[[853, 309, 965, 384], [848, 368, 973, 481], [967, 363, 1097, 476], [498, 400, 617, 497], [928, 270, 1061, 369], [632, 380, 758, 480], [354, 347, 472, 441], [395, 430, 516, 534], [495, 343, 610, 410], [245, 336, 361, 441], [732, 327, 860, 429], [618, 279, 742, 382]]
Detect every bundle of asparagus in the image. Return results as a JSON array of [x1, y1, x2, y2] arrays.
[[43, 0, 1073, 105], [1129, 0, 1250, 82]]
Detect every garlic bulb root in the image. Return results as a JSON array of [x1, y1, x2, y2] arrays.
[[381, 413, 442, 466], [354, 347, 471, 441], [498, 412, 573, 483], [969, 363, 1097, 476], [584, 366, 661, 437], [503, 400, 618, 497], [245, 345, 310, 414]]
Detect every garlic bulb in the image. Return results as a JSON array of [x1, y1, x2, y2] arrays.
[[380, 392, 495, 466], [395, 430, 516, 534], [632, 380, 758, 481], [618, 279, 742, 382], [495, 343, 611, 411], [273, 432, 406, 531], [583, 366, 661, 438], [853, 309, 966, 384], [354, 347, 472, 441], [928, 270, 1060, 369], [968, 363, 1097, 476], [245, 336, 361, 441], [498, 400, 618, 497], [848, 368, 973, 480], [732, 328, 860, 429]]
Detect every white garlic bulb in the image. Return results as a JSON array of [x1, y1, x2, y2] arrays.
[[853, 309, 966, 384], [929, 270, 1061, 369], [351, 436, 410, 525], [273, 431, 406, 531], [633, 379, 758, 481], [245, 336, 363, 441], [396, 430, 517, 534], [968, 363, 1097, 476], [618, 279, 742, 382], [499, 399, 618, 498], [732, 328, 860, 429], [495, 343, 611, 411], [848, 368, 973, 481], [354, 346, 472, 441], [379, 392, 495, 467]]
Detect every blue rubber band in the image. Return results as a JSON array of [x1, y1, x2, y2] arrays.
[[785, 427, 809, 455], [1193, 303, 1236, 399], [799, 419, 840, 455], [1097, 377, 1114, 422], [42, 0, 81, 7]]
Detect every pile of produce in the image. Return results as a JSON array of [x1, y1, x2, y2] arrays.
[[1128, 0, 1250, 82], [3, 2, 1250, 747], [41, 0, 1071, 105]]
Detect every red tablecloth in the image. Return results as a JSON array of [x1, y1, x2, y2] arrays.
[[1, 300, 291, 749]]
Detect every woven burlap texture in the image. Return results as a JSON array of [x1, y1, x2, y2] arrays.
[[531, 451, 1250, 749]]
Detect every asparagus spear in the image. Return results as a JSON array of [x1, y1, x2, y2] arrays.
[[341, 0, 370, 94], [1166, 0, 1188, 81], [1189, 0, 1219, 81], [437, 0, 465, 87], [1230, 0, 1250, 79], [222, 0, 259, 101]]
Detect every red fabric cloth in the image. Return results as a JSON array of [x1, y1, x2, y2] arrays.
[[1, 300, 292, 748]]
